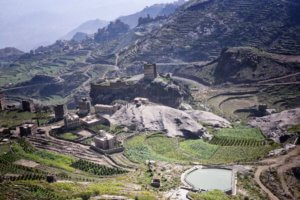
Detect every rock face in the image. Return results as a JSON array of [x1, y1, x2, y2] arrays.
[[90, 76, 190, 108], [249, 108, 300, 141], [185, 110, 231, 128], [214, 47, 300, 84], [110, 101, 210, 139]]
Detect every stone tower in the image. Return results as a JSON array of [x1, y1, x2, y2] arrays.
[[144, 63, 157, 80]]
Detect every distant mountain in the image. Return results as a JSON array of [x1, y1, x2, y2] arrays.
[[0, 11, 82, 51], [118, 0, 186, 28], [63, 19, 108, 40]]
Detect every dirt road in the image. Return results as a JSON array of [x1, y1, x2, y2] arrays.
[[254, 146, 300, 200]]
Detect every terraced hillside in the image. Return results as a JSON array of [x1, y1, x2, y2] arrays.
[[118, 0, 300, 66]]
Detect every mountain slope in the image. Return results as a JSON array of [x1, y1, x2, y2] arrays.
[[63, 19, 108, 40], [118, 0, 300, 66], [0, 47, 24, 61], [118, 0, 186, 28]]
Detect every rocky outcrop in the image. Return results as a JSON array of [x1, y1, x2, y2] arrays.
[[185, 110, 231, 128], [110, 101, 210, 139], [90, 75, 190, 108], [249, 108, 300, 142], [94, 20, 130, 43]]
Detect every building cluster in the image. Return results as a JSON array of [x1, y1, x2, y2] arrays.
[[55, 98, 117, 130]]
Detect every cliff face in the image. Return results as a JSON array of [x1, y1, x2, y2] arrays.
[[90, 76, 190, 108]]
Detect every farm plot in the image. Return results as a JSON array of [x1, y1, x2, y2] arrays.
[[209, 125, 266, 147], [124, 132, 276, 164]]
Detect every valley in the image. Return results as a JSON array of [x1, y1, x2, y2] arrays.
[[0, 0, 300, 200]]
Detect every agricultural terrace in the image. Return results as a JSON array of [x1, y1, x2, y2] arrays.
[[124, 130, 277, 164], [210, 125, 267, 147], [0, 139, 158, 199]]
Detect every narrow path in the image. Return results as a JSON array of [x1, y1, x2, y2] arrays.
[[258, 72, 300, 83], [254, 166, 279, 200]]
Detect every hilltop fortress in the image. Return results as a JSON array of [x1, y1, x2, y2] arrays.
[[90, 63, 190, 108]]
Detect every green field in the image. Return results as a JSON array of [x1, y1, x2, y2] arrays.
[[10, 139, 76, 172], [216, 126, 264, 140], [58, 132, 80, 141], [124, 133, 277, 164], [189, 190, 240, 200], [209, 125, 266, 147], [0, 111, 36, 128]]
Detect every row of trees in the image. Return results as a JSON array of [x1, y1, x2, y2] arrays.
[[210, 137, 265, 147], [71, 159, 127, 176]]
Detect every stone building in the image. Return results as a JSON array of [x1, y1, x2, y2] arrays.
[[95, 104, 118, 114], [22, 100, 34, 112], [144, 63, 157, 80], [19, 123, 37, 137], [54, 105, 66, 120], [78, 98, 91, 116], [0, 94, 5, 110], [80, 115, 109, 127], [94, 131, 117, 150], [64, 113, 80, 129]]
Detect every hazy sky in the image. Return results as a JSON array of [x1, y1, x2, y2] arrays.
[[0, 0, 176, 22], [0, 0, 177, 51]]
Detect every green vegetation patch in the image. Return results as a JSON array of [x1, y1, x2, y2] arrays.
[[10, 139, 75, 172], [216, 125, 264, 140], [189, 190, 239, 200], [0, 111, 36, 128], [288, 124, 300, 133], [58, 132, 80, 141], [180, 139, 218, 160], [210, 125, 266, 147], [71, 159, 127, 176], [124, 133, 277, 164]]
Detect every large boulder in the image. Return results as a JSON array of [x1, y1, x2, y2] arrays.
[[249, 108, 300, 142], [110, 100, 210, 139], [185, 110, 231, 128]]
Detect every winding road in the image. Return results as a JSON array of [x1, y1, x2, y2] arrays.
[[254, 146, 300, 200]]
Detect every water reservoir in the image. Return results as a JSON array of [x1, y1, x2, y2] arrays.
[[184, 167, 233, 192]]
